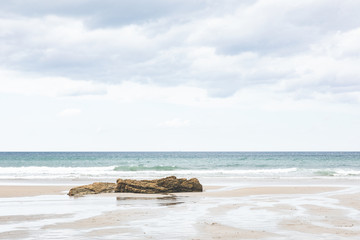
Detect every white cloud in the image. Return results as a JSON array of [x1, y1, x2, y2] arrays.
[[158, 118, 190, 128], [0, 68, 108, 97], [1, 0, 360, 150], [0, 0, 359, 100], [57, 108, 81, 117]]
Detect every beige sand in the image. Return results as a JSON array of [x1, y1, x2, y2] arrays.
[[1, 184, 360, 239], [0, 185, 343, 198], [196, 222, 281, 239], [332, 192, 360, 210], [0, 185, 70, 198], [86, 185, 343, 198], [185, 186, 344, 197], [0, 213, 73, 224]]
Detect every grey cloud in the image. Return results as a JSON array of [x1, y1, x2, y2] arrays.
[[0, 0, 208, 28], [1, 0, 360, 99], [285, 1, 360, 32], [193, 1, 360, 56]]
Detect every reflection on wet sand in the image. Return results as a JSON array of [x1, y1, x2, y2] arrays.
[[117, 194, 186, 206]]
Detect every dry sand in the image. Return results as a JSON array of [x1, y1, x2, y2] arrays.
[[0, 185, 70, 198]]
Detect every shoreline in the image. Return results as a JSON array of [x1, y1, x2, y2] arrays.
[[1, 177, 359, 198], [0, 177, 358, 198], [0, 184, 346, 198]]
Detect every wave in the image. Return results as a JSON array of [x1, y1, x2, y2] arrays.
[[0, 166, 298, 179], [113, 165, 180, 171], [313, 169, 360, 177], [0, 166, 116, 179], [0, 166, 359, 180], [314, 170, 337, 176], [330, 169, 360, 177]]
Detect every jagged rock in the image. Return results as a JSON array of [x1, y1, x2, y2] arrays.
[[115, 176, 203, 193], [68, 182, 116, 196]]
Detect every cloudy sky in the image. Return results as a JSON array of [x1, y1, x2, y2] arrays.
[[1, 0, 360, 151]]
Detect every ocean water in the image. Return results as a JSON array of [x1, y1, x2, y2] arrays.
[[0, 152, 359, 181]]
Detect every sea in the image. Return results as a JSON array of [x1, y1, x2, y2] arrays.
[[0, 152, 359, 181]]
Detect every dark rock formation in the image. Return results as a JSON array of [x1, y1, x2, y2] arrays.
[[115, 176, 202, 194], [68, 182, 116, 196]]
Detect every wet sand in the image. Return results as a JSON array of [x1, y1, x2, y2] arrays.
[[0, 184, 343, 198], [1, 180, 360, 239]]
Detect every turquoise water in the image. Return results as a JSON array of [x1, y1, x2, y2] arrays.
[[0, 152, 359, 179]]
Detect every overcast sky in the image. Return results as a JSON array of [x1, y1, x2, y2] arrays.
[[1, 0, 360, 151]]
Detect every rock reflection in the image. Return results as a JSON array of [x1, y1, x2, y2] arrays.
[[116, 194, 185, 207]]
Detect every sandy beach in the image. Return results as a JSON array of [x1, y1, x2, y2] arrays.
[[2, 0, 360, 238], [0, 185, 70, 198], [1, 179, 360, 239]]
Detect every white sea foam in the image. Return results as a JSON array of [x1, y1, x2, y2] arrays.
[[0, 166, 359, 180], [0, 166, 116, 179], [333, 169, 360, 176]]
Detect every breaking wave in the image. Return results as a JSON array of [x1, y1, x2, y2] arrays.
[[113, 165, 180, 171], [0, 166, 359, 180]]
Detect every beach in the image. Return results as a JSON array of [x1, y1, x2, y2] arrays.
[[2, 0, 360, 238], [1, 178, 360, 240]]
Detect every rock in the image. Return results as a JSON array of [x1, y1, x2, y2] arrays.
[[115, 176, 203, 194], [68, 182, 116, 196]]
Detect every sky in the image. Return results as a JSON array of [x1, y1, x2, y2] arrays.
[[0, 0, 360, 151]]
